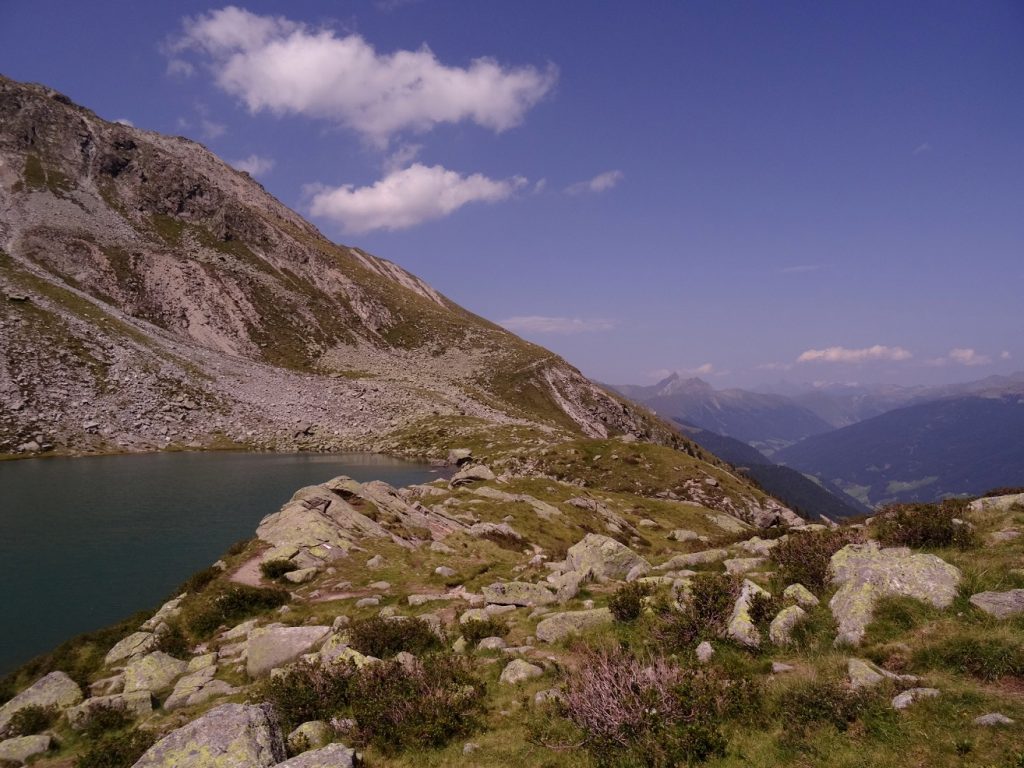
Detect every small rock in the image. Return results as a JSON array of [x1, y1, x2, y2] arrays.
[[769, 605, 807, 646], [463, 742, 481, 754], [355, 597, 379, 608], [974, 712, 1014, 726], [696, 641, 714, 664], [276, 743, 357, 767], [477, 637, 507, 651], [284, 567, 319, 584], [668, 529, 700, 542], [366, 555, 386, 569], [782, 583, 819, 609], [500, 659, 544, 685], [968, 589, 1024, 619], [892, 687, 940, 710], [435, 565, 457, 578], [771, 662, 795, 674], [535, 608, 612, 643], [483, 581, 555, 607]]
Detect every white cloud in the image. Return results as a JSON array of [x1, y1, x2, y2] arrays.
[[947, 348, 991, 366], [166, 58, 195, 77], [113, 118, 134, 127], [173, 6, 557, 145], [691, 363, 715, 375], [383, 143, 422, 172], [566, 169, 624, 195], [231, 154, 275, 176], [200, 118, 227, 139], [913, 142, 932, 155], [797, 345, 913, 364], [499, 316, 615, 334], [1001, 350, 1012, 360], [308, 163, 526, 233], [533, 178, 547, 193]]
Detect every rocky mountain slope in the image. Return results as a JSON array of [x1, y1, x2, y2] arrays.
[[776, 393, 1024, 507], [0, 75, 669, 459]]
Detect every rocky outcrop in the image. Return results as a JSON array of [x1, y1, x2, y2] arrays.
[[565, 534, 649, 581], [246, 626, 331, 678], [122, 652, 187, 695], [67, 691, 154, 728], [0, 671, 82, 732], [105, 632, 159, 666], [968, 589, 1024, 619], [828, 542, 961, 646], [0, 734, 52, 763], [500, 659, 544, 685], [131, 703, 286, 767]]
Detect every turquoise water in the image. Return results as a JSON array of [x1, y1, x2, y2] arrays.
[[0, 452, 443, 674]]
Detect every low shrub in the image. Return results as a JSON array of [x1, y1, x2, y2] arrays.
[[350, 653, 485, 753], [183, 584, 290, 638], [259, 559, 297, 581], [748, 591, 781, 631], [155, 622, 190, 658], [873, 501, 976, 550], [560, 647, 752, 766], [258, 659, 355, 731], [173, 566, 220, 596], [778, 678, 871, 739], [77, 702, 136, 739], [608, 582, 651, 623], [2, 705, 56, 737], [461, 617, 509, 645], [912, 635, 1024, 681], [654, 573, 740, 651], [74, 727, 155, 768], [770, 528, 861, 591], [348, 616, 441, 659], [225, 539, 251, 557]]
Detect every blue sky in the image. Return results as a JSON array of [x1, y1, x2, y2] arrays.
[[2, 1, 1022, 388]]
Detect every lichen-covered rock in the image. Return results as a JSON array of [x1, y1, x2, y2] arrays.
[[482, 581, 555, 607], [566, 534, 649, 580], [769, 605, 807, 646], [828, 542, 960, 646], [247, 626, 331, 678], [105, 632, 159, 666], [131, 703, 286, 768], [548, 571, 585, 603], [123, 652, 188, 695], [0, 671, 83, 732], [892, 687, 940, 710], [968, 589, 1024, 619], [0, 733, 52, 763], [783, 583, 819, 609], [163, 667, 217, 711], [726, 580, 770, 648], [67, 691, 154, 728], [724, 557, 766, 575], [847, 658, 918, 690], [535, 608, 613, 643], [284, 567, 319, 584], [656, 549, 728, 570], [276, 743, 357, 767], [500, 659, 543, 684], [141, 596, 186, 632], [286, 721, 333, 753]]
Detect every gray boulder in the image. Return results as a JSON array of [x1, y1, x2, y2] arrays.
[[500, 659, 544, 685], [656, 549, 728, 570], [768, 605, 807, 646], [246, 626, 331, 678], [67, 691, 154, 728], [566, 534, 649, 580], [0, 734, 52, 763], [974, 712, 1014, 726], [968, 589, 1024, 619], [0, 671, 83, 732], [286, 721, 333, 753], [131, 703, 286, 767], [276, 743, 357, 767], [122, 652, 187, 694], [105, 632, 159, 666], [482, 581, 555, 607], [847, 658, 918, 690], [726, 580, 770, 648], [450, 464, 496, 487], [828, 542, 960, 646], [783, 583, 819, 609], [892, 687, 940, 710], [535, 608, 613, 643]]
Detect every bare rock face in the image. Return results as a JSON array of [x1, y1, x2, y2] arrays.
[[0, 671, 83, 732], [828, 542, 961, 647], [131, 703, 286, 768]]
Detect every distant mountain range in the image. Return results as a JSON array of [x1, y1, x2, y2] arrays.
[[614, 372, 1024, 508], [675, 423, 869, 520]]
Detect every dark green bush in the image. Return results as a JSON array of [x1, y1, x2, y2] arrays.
[[654, 573, 740, 650], [778, 679, 871, 738], [155, 622, 190, 658], [912, 636, 1024, 681], [461, 617, 509, 645], [225, 539, 251, 557], [2, 704, 56, 737], [873, 501, 976, 550], [78, 702, 136, 740], [350, 653, 485, 753], [183, 584, 290, 638], [259, 559, 297, 581], [74, 727, 155, 768], [348, 616, 441, 659], [748, 591, 781, 631], [770, 528, 861, 591], [258, 659, 355, 731], [173, 566, 221, 596], [608, 582, 651, 623]]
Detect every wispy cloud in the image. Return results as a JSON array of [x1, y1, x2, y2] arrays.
[[779, 264, 822, 274], [756, 362, 793, 371], [308, 163, 526, 233], [200, 118, 227, 140], [565, 170, 624, 195], [913, 142, 932, 155], [1001, 350, 1012, 360], [231, 154, 275, 176], [499, 316, 615, 334], [383, 143, 422, 173], [928, 348, 993, 367], [797, 345, 912, 364], [171, 6, 556, 146]]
